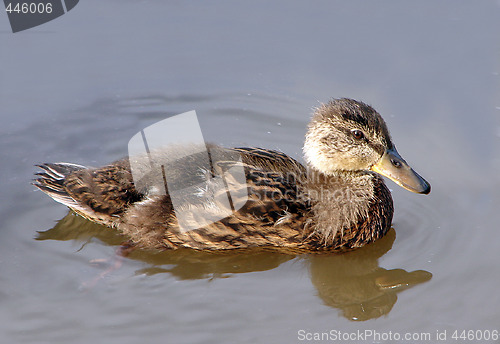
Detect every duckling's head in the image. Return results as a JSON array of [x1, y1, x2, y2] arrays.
[[304, 98, 430, 194]]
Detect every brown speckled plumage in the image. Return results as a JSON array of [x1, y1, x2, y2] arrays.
[[34, 98, 430, 252]]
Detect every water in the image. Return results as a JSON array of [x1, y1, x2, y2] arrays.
[[1, 1, 499, 343]]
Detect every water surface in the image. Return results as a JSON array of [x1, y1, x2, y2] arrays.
[[1, 1, 499, 343]]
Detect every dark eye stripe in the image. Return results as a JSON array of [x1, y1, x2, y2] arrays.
[[331, 125, 387, 154], [368, 142, 385, 155]]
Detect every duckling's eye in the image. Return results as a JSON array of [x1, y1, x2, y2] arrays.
[[351, 129, 365, 140]]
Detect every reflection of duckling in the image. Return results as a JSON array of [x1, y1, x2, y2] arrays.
[[38, 214, 432, 321], [34, 98, 430, 251], [309, 229, 432, 321]]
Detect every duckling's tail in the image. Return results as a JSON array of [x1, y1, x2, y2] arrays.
[[33, 162, 88, 211], [34, 160, 143, 226]]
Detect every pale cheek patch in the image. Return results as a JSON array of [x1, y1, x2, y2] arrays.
[[304, 135, 366, 173]]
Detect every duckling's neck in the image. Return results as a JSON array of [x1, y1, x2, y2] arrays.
[[303, 168, 375, 246]]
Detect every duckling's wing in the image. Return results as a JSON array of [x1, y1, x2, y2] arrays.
[[34, 147, 306, 233], [224, 147, 309, 220], [121, 147, 311, 250], [233, 147, 306, 175]]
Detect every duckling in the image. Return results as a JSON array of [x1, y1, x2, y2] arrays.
[[34, 98, 430, 252]]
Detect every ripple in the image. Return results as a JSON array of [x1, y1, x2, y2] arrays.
[[389, 189, 447, 265], [110, 92, 309, 158]]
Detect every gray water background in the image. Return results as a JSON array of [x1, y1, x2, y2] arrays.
[[1, 1, 499, 343]]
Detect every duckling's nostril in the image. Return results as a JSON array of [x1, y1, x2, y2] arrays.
[[391, 158, 402, 168]]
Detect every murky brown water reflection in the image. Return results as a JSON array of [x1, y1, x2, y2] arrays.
[[38, 212, 431, 321]]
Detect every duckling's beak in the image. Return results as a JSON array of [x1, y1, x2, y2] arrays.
[[370, 148, 431, 194]]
